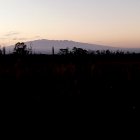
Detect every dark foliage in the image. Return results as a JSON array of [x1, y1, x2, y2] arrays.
[[0, 44, 139, 122], [13, 42, 32, 55]]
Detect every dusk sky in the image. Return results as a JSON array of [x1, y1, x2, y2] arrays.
[[0, 0, 140, 48]]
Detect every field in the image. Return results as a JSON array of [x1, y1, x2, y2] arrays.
[[0, 53, 139, 117]]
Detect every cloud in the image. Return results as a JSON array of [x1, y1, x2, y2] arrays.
[[5, 31, 20, 37], [12, 37, 27, 41], [34, 36, 41, 38], [95, 41, 104, 43], [0, 37, 8, 40]]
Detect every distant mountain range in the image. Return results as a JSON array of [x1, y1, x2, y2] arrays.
[[7, 39, 140, 54]]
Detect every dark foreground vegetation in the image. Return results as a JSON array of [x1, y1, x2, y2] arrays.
[[0, 43, 139, 124]]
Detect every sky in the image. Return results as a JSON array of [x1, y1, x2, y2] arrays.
[[0, 0, 140, 48]]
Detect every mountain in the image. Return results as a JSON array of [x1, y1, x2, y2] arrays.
[[6, 39, 140, 54]]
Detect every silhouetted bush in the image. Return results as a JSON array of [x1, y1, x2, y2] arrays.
[[13, 42, 32, 55]]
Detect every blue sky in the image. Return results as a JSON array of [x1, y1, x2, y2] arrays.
[[0, 0, 140, 47]]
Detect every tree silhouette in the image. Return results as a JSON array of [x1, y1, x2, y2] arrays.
[[59, 48, 69, 55], [14, 42, 30, 55], [2, 47, 6, 55], [0, 46, 2, 55], [52, 47, 55, 55], [72, 47, 88, 55]]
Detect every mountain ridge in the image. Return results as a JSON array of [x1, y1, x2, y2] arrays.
[[7, 39, 140, 54]]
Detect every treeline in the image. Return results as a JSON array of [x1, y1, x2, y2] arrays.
[[0, 42, 139, 114], [0, 42, 140, 57]]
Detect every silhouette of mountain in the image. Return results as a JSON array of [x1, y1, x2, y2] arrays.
[[7, 39, 140, 54]]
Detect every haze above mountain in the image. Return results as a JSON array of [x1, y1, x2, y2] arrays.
[[7, 39, 140, 54]]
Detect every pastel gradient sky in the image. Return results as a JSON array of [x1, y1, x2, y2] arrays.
[[0, 0, 140, 47]]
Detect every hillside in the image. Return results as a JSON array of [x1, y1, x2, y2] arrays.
[[7, 39, 115, 54]]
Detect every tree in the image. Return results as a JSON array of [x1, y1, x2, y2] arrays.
[[52, 47, 55, 55], [72, 47, 88, 55], [2, 47, 6, 55], [59, 48, 69, 55], [13, 42, 30, 55], [0, 46, 2, 55]]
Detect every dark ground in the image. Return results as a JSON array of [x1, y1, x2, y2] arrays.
[[0, 54, 139, 127]]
